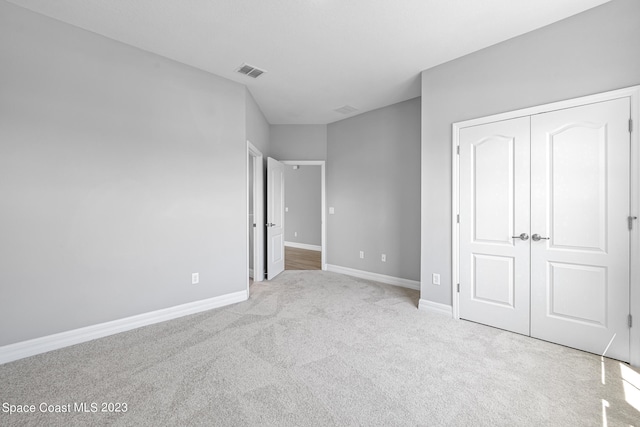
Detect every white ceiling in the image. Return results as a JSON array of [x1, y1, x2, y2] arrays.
[[7, 0, 611, 124]]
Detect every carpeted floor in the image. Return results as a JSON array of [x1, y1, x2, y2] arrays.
[[1, 270, 639, 426]]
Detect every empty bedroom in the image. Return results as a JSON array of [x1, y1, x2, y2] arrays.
[[1, 0, 639, 425]]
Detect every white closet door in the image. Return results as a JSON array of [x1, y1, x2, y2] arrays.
[[459, 117, 531, 335], [530, 98, 631, 361]]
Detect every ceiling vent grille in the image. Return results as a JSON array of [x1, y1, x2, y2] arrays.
[[334, 105, 359, 115], [236, 63, 266, 78]]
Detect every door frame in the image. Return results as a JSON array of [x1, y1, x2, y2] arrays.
[[247, 141, 264, 292], [451, 85, 640, 366], [281, 160, 327, 270]]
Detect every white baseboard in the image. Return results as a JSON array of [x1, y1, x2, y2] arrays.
[[0, 290, 248, 365], [418, 299, 453, 316], [326, 264, 420, 290], [284, 241, 321, 252]]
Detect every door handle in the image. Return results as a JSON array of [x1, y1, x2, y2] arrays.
[[511, 233, 529, 241], [265, 223, 276, 227], [531, 234, 550, 241]]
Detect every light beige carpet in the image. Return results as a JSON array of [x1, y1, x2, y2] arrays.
[[1, 270, 639, 426]]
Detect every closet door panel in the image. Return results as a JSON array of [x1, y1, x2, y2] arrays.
[[530, 98, 631, 362], [459, 117, 531, 335]]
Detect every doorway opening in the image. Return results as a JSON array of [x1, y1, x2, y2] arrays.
[[281, 160, 326, 272]]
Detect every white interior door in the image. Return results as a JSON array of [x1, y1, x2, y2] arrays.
[[458, 97, 632, 362], [530, 98, 631, 361], [267, 157, 285, 280], [459, 117, 531, 335]]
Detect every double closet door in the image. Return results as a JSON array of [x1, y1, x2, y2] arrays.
[[458, 98, 631, 362]]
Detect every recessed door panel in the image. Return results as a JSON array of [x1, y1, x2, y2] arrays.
[[548, 262, 607, 327], [271, 233, 284, 263], [473, 136, 514, 244], [472, 254, 514, 307], [549, 124, 607, 251], [530, 98, 630, 361]]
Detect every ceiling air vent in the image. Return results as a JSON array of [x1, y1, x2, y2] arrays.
[[334, 105, 358, 115], [236, 63, 266, 78]]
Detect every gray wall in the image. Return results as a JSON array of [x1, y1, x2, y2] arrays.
[[420, 0, 640, 305], [246, 90, 270, 157], [327, 97, 421, 281], [0, 2, 250, 346], [270, 125, 327, 160], [284, 165, 322, 247]]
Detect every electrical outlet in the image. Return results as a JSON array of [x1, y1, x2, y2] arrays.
[[294, 231, 297, 237], [192, 273, 199, 285], [329, 207, 335, 214], [359, 251, 364, 259], [381, 254, 386, 262], [432, 273, 440, 285]]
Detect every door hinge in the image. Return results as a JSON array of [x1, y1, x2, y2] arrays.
[[629, 216, 637, 230], [456, 145, 460, 155], [457, 214, 460, 224], [457, 283, 460, 293], [629, 314, 633, 328], [630, 118, 633, 133]]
